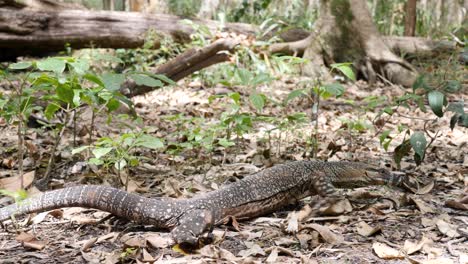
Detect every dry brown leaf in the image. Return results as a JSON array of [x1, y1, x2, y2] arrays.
[[241, 230, 263, 241], [445, 199, 468, 211], [372, 242, 404, 259], [406, 180, 435, 195], [238, 242, 266, 257], [97, 232, 119, 243], [31, 211, 51, 224], [296, 233, 313, 249], [403, 236, 432, 255], [266, 247, 278, 263], [163, 178, 183, 197], [119, 173, 144, 193], [421, 258, 454, 264], [421, 217, 435, 227], [285, 211, 299, 233], [144, 233, 172, 249], [81, 237, 98, 252], [422, 244, 444, 259], [274, 237, 297, 247], [356, 221, 382, 237], [199, 244, 238, 261], [23, 241, 46, 251], [436, 219, 460, 238], [321, 199, 353, 215], [0, 171, 35, 191], [302, 223, 344, 245], [16, 232, 35, 242], [122, 236, 146, 249], [2, 158, 15, 169], [141, 248, 155, 262], [410, 197, 434, 214], [459, 253, 468, 264], [16, 232, 46, 250], [218, 247, 238, 262]]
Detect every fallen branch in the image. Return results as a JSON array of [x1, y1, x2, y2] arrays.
[[120, 38, 240, 97]]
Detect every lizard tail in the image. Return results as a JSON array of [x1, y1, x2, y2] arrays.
[[0, 185, 174, 227]]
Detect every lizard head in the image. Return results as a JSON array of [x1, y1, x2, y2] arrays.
[[331, 162, 407, 189]]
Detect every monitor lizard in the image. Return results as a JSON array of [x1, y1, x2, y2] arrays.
[[0, 161, 408, 248]]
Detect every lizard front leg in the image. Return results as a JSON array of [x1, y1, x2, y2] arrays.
[[286, 174, 341, 232], [170, 208, 215, 250]]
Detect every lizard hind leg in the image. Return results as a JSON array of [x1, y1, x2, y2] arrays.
[[170, 208, 215, 250]]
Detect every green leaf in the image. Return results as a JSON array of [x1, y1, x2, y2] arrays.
[[130, 74, 163, 87], [218, 138, 235, 148], [251, 73, 273, 86], [443, 80, 461, 93], [88, 158, 104, 166], [427, 90, 445, 117], [460, 114, 468, 128], [249, 93, 265, 112], [379, 130, 391, 144], [95, 53, 124, 63], [229, 92, 241, 104], [412, 74, 431, 92], [236, 68, 252, 85], [84, 74, 105, 87], [150, 74, 176, 85], [72, 89, 81, 107], [331, 63, 356, 81], [450, 113, 460, 130], [322, 83, 345, 99], [37, 58, 66, 73], [44, 103, 60, 120], [56, 84, 74, 104], [69, 59, 89, 75], [410, 131, 427, 165], [285, 89, 306, 104], [129, 157, 139, 167], [446, 102, 464, 114], [92, 147, 113, 159], [106, 98, 120, 112], [101, 73, 125, 91], [72, 145, 90, 155], [135, 135, 164, 149], [9, 61, 32, 70]]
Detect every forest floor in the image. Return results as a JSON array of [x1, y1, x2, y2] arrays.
[[0, 59, 467, 263]]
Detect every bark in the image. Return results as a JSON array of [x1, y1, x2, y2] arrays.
[[270, 33, 458, 59], [0, 5, 255, 60], [300, 0, 418, 87], [404, 0, 417, 36], [383, 37, 458, 58]]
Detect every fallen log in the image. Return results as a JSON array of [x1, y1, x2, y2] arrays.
[[0, 6, 255, 60]]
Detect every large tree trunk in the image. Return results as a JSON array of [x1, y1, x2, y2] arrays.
[[404, 0, 417, 36], [301, 0, 418, 87]]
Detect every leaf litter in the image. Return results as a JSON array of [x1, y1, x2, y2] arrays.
[[0, 75, 466, 263]]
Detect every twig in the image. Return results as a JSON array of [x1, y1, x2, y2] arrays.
[[41, 110, 70, 185], [446, 237, 467, 257], [397, 113, 435, 121]]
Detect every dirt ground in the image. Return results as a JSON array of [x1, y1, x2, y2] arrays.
[[0, 72, 467, 263]]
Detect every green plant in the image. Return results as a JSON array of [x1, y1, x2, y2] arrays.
[[285, 63, 352, 157], [73, 131, 164, 190], [167, 0, 201, 17], [2, 55, 170, 185]]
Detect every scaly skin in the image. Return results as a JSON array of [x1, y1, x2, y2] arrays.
[[0, 161, 407, 246]]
